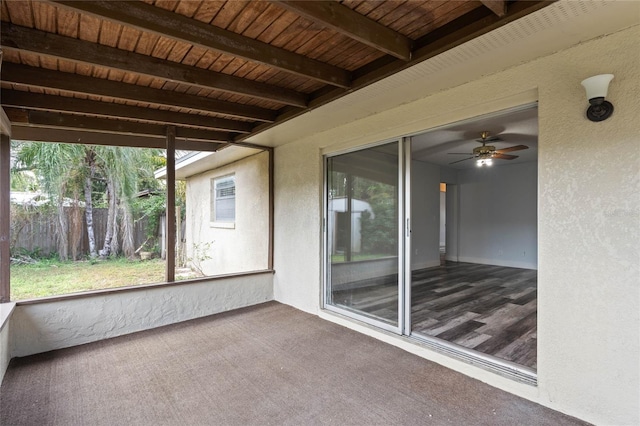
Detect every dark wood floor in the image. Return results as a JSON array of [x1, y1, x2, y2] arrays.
[[332, 262, 537, 369]]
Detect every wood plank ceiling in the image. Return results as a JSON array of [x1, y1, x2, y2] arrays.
[[0, 0, 553, 152]]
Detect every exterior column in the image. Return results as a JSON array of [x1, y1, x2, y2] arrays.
[[165, 126, 176, 282], [268, 148, 274, 270], [0, 134, 10, 302]]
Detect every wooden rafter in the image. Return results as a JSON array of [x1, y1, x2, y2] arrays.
[[48, 0, 352, 88], [10, 125, 227, 152], [273, 1, 413, 60], [0, 23, 307, 108], [241, 0, 553, 143], [5, 108, 234, 142], [480, 0, 507, 17], [2, 63, 277, 122], [1, 90, 254, 133]]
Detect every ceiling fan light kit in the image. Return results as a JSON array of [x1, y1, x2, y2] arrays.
[[448, 131, 529, 167], [581, 74, 614, 122], [477, 156, 493, 167]]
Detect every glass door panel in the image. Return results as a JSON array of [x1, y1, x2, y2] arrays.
[[326, 141, 400, 328]]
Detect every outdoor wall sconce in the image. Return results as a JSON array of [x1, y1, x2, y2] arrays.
[[581, 74, 614, 122]]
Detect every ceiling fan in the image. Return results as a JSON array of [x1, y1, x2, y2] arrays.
[[448, 131, 528, 166]]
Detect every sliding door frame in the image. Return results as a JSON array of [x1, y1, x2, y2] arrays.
[[322, 138, 406, 335], [402, 136, 412, 336]]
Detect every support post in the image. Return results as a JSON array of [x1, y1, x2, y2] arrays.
[[176, 205, 182, 268], [0, 134, 10, 302], [268, 148, 274, 270], [165, 126, 176, 282]]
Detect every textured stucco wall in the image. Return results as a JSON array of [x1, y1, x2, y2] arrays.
[[274, 141, 323, 314], [185, 151, 269, 276], [274, 26, 639, 425], [0, 303, 14, 385], [10, 273, 273, 358]]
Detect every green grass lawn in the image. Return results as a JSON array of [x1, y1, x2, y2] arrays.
[[11, 258, 167, 300]]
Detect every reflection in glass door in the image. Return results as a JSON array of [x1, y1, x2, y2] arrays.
[[325, 141, 401, 330]]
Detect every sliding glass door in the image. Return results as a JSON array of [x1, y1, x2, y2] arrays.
[[324, 141, 404, 331], [324, 105, 538, 376]]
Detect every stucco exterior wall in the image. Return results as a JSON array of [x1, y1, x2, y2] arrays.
[[10, 273, 273, 358], [185, 151, 269, 276], [273, 25, 639, 425], [0, 303, 14, 385]]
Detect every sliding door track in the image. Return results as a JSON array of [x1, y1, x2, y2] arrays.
[[411, 332, 537, 386]]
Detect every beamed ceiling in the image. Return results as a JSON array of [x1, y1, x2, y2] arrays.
[[0, 0, 554, 152]]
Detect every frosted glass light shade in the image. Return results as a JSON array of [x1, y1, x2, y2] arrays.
[[581, 74, 614, 101]]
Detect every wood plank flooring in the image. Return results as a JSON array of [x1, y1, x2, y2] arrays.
[[332, 262, 537, 369]]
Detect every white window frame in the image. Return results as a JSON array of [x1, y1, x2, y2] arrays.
[[211, 174, 236, 228]]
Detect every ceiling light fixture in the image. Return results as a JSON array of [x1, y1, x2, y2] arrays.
[[476, 156, 493, 167], [581, 74, 614, 122]]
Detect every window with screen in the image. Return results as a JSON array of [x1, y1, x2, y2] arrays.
[[212, 175, 235, 223]]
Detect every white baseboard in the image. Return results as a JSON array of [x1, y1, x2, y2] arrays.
[[411, 259, 441, 270], [457, 256, 537, 270]]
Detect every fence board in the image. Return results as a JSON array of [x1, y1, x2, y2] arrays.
[[10, 205, 152, 259]]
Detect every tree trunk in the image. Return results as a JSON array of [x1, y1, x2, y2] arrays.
[[56, 190, 69, 261], [121, 202, 135, 259], [69, 193, 83, 261], [99, 179, 117, 258], [111, 201, 120, 257], [83, 175, 97, 258]]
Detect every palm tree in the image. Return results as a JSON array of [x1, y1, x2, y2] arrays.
[[96, 145, 157, 259], [16, 142, 85, 261], [83, 147, 99, 258], [15, 142, 162, 261]]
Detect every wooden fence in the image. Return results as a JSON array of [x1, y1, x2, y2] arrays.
[[10, 205, 152, 258]]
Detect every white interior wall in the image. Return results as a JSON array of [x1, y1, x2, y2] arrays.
[[185, 151, 269, 276], [410, 160, 441, 270], [273, 25, 640, 425], [10, 273, 273, 358], [457, 161, 538, 269], [412, 160, 537, 269], [439, 191, 446, 248], [445, 185, 459, 262]]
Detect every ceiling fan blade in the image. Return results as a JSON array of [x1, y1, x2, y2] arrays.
[[495, 145, 528, 154], [447, 152, 472, 155], [449, 157, 474, 164], [493, 153, 518, 160]]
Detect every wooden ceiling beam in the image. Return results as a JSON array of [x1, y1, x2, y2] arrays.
[[273, 1, 412, 60], [10, 125, 226, 152], [2, 63, 277, 122], [5, 108, 233, 142], [1, 90, 254, 134], [1, 23, 307, 108], [240, 0, 554, 143], [48, 0, 352, 88], [480, 1, 507, 18], [0, 107, 10, 137]]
